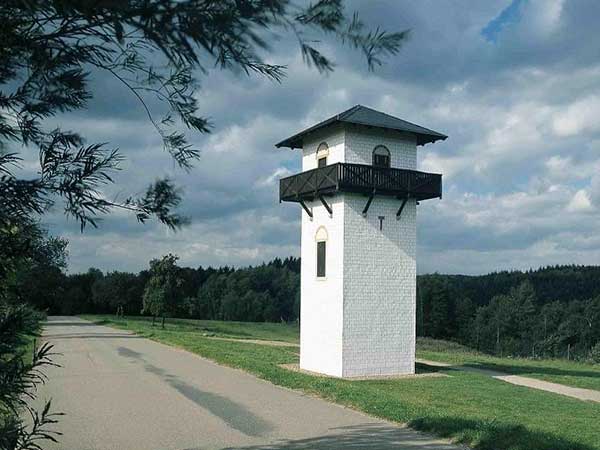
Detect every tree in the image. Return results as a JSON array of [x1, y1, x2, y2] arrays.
[[509, 281, 536, 355], [419, 276, 451, 339], [91, 271, 143, 315], [454, 296, 474, 343], [0, 220, 68, 450], [582, 296, 600, 352], [0, 287, 61, 450], [15, 236, 68, 314], [142, 254, 184, 328]]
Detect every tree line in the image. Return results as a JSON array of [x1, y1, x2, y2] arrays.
[[27, 249, 600, 362], [418, 269, 600, 361], [38, 256, 301, 325]]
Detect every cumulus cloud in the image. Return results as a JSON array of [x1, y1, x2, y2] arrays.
[[567, 190, 593, 212]]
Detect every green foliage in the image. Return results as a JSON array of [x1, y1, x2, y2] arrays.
[[67, 257, 301, 323], [142, 254, 185, 322], [0, 303, 62, 450], [91, 271, 144, 315], [418, 270, 600, 360], [590, 343, 600, 364], [0, 220, 66, 449]]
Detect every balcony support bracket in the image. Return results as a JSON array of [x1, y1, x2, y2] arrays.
[[362, 193, 375, 217], [396, 196, 409, 220], [299, 199, 313, 218], [319, 195, 333, 216]]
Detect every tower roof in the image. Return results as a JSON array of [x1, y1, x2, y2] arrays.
[[275, 105, 447, 149]]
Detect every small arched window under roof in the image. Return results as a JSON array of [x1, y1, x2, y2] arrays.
[[317, 142, 329, 168], [373, 145, 391, 168]]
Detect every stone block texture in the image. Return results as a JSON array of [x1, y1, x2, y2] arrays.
[[299, 124, 417, 378]]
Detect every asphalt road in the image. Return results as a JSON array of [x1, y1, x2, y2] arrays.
[[36, 317, 463, 450]]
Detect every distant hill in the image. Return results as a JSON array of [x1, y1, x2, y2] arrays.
[[418, 265, 600, 307]]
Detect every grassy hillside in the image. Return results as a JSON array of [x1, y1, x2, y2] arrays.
[[82, 315, 600, 450]]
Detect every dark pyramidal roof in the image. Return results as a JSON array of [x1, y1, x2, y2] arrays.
[[276, 105, 447, 149]]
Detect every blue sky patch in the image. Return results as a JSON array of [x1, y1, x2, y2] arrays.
[[481, 0, 525, 42]]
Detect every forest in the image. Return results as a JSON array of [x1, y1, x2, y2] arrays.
[[20, 230, 600, 363]]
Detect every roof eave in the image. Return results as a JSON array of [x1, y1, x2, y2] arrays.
[[275, 138, 302, 149], [417, 134, 448, 146]]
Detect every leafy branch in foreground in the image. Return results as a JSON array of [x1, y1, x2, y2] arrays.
[[0, 0, 409, 230], [0, 304, 62, 450]]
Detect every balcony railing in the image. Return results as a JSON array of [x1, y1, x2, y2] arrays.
[[280, 163, 442, 203]]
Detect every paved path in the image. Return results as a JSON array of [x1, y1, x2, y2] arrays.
[[37, 317, 464, 450], [417, 359, 600, 403]]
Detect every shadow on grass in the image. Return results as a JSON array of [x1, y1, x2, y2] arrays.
[[462, 361, 600, 380], [225, 423, 459, 450], [415, 362, 445, 374], [410, 416, 595, 450], [196, 326, 253, 337]]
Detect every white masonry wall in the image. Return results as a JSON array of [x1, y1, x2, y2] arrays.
[[344, 124, 417, 169], [342, 194, 416, 376], [342, 126, 417, 377], [299, 124, 418, 378], [301, 124, 345, 170], [299, 126, 345, 376]]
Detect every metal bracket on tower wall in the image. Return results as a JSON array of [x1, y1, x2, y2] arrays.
[[362, 194, 375, 216], [319, 195, 333, 216], [299, 199, 313, 218], [396, 197, 409, 220]]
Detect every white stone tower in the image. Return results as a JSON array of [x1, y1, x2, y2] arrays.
[[278, 105, 446, 378]]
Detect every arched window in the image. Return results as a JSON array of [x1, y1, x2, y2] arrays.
[[315, 226, 328, 278], [372, 145, 391, 168], [317, 142, 329, 168]]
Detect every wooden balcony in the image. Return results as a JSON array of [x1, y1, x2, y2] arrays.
[[279, 163, 442, 203]]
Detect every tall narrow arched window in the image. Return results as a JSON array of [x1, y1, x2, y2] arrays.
[[317, 142, 329, 168], [315, 226, 328, 278], [372, 145, 391, 168]]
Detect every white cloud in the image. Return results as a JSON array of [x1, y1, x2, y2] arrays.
[[255, 167, 293, 188], [525, 0, 565, 36], [552, 95, 600, 137], [567, 189, 593, 212]]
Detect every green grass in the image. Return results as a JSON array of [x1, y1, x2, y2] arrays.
[[82, 315, 600, 450], [80, 314, 300, 343], [81, 315, 600, 390], [416, 338, 600, 391]]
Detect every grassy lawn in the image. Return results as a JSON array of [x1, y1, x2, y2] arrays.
[[417, 338, 600, 391], [80, 314, 300, 343], [81, 315, 600, 450]]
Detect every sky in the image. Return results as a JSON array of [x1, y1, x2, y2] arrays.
[[40, 0, 600, 275]]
